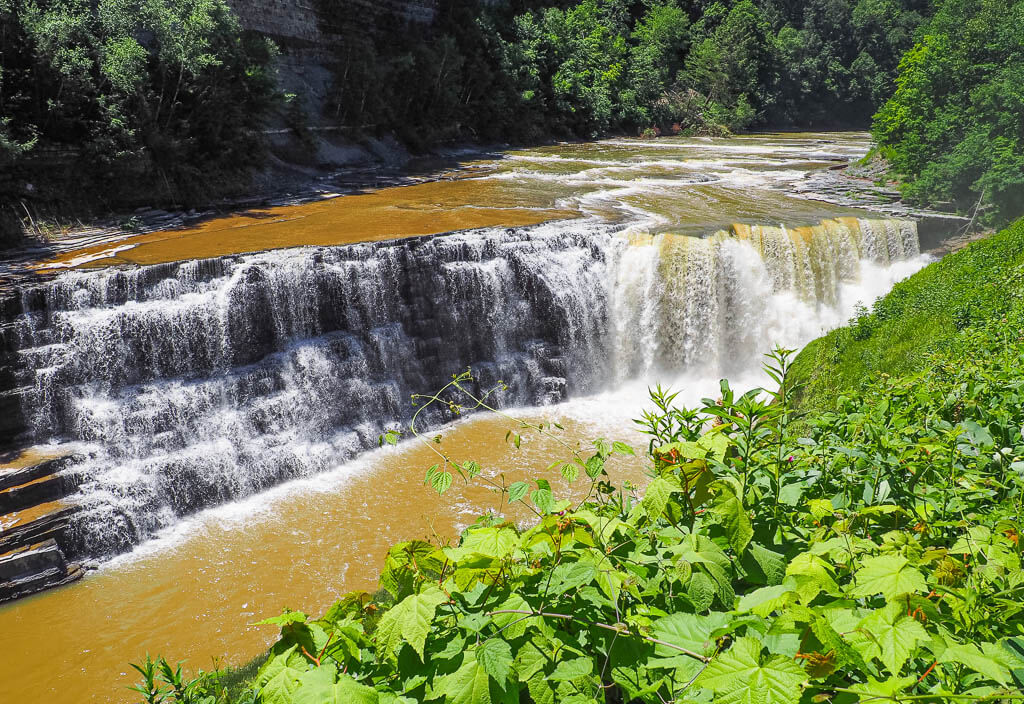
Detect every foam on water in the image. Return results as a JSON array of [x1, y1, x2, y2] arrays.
[[4, 212, 927, 563]]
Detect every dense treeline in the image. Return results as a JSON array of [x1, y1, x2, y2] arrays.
[[873, 0, 1024, 226], [0, 0, 278, 230], [2, 0, 1021, 238], [320, 0, 931, 145]]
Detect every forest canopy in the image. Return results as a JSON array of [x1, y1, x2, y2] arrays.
[[1, 0, 1021, 230], [321, 0, 933, 144], [873, 0, 1024, 226], [0, 0, 278, 205]]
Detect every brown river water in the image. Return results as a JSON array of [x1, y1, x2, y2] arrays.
[[1, 132, 933, 703], [37, 132, 870, 270], [0, 410, 647, 704]]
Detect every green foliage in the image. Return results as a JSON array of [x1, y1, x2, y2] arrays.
[[129, 653, 257, 704], [792, 218, 1024, 408], [314, 0, 931, 145], [0, 0, 278, 205], [139, 308, 1024, 702], [873, 0, 1024, 224]]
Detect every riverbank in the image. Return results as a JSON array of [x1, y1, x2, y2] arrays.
[[792, 217, 1024, 408]]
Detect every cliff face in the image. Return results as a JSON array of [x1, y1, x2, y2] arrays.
[[224, 0, 439, 52], [225, 1, 330, 49], [221, 0, 441, 150]]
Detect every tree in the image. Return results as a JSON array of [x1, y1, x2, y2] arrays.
[[873, 0, 1024, 224]]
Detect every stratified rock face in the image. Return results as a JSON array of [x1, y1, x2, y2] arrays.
[[0, 217, 922, 569], [224, 0, 438, 47], [4, 225, 617, 559], [0, 539, 83, 604], [225, 0, 327, 46]]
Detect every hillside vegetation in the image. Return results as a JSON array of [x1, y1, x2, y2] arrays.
[[0, 0, 278, 222], [317, 0, 930, 145], [873, 0, 1024, 226], [131, 225, 1024, 702], [791, 218, 1024, 409], [3, 0, 1022, 239]]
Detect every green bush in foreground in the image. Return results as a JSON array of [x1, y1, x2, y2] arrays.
[[135, 310, 1024, 702]]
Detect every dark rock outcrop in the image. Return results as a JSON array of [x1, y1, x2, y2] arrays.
[[0, 538, 84, 603]]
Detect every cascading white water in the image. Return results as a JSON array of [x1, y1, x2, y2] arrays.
[[608, 217, 923, 379], [0, 216, 923, 559]]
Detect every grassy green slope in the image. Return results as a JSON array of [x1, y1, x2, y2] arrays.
[[791, 218, 1024, 408]]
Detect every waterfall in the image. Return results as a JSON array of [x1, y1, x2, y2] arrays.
[[609, 217, 921, 379], [0, 217, 921, 560]]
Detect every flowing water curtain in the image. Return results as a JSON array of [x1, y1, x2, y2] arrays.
[[7, 226, 617, 557], [609, 217, 921, 379], [0, 217, 921, 560]]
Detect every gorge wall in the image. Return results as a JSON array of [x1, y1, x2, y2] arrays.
[[225, 0, 439, 48], [222, 0, 440, 129]]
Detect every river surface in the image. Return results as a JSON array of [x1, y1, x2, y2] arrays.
[[38, 132, 871, 270], [0, 132, 935, 703]]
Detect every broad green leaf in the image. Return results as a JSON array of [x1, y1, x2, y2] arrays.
[[258, 645, 308, 704], [809, 615, 870, 673], [697, 637, 805, 704], [458, 527, 519, 559], [432, 650, 517, 704], [294, 668, 378, 704], [611, 441, 635, 456], [476, 639, 514, 686], [1002, 637, 1024, 686], [525, 672, 555, 704], [585, 456, 604, 478], [737, 584, 795, 616], [374, 587, 446, 660], [846, 676, 916, 701], [508, 482, 529, 503], [939, 643, 1011, 685], [855, 605, 928, 675], [549, 560, 596, 594], [807, 499, 835, 521], [381, 541, 444, 600], [707, 480, 752, 553], [516, 639, 548, 682], [574, 551, 624, 602], [258, 610, 308, 627], [785, 553, 839, 603], [675, 557, 693, 584], [431, 470, 453, 495], [379, 694, 417, 704], [532, 488, 555, 514], [642, 476, 681, 519], [575, 510, 627, 543], [749, 543, 786, 585], [549, 656, 593, 681], [849, 554, 926, 600], [698, 430, 730, 462], [608, 636, 659, 700], [490, 593, 533, 640], [560, 462, 579, 483], [651, 611, 728, 678], [673, 534, 731, 569], [687, 571, 716, 612]]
